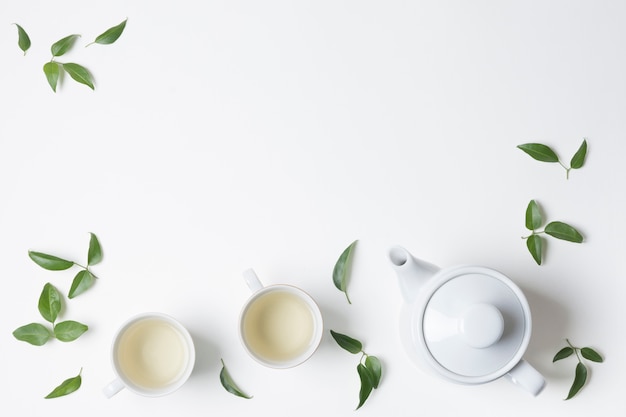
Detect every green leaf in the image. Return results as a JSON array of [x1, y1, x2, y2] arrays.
[[50, 34, 80, 57], [14, 23, 31, 55], [219, 359, 252, 399], [330, 330, 362, 354], [565, 362, 587, 400], [544, 221, 584, 243], [517, 143, 560, 163], [356, 363, 374, 409], [12, 323, 50, 346], [38, 283, 61, 323], [62, 63, 94, 90], [43, 62, 61, 92], [54, 320, 88, 342], [525, 200, 542, 230], [526, 234, 543, 265], [332, 240, 358, 304], [87, 232, 103, 266], [365, 355, 382, 389], [68, 270, 95, 299], [45, 369, 82, 399], [89, 19, 127, 46], [29, 251, 74, 270], [570, 139, 588, 169], [581, 347, 603, 363], [553, 346, 574, 362]]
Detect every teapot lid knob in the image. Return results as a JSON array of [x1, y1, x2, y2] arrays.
[[459, 303, 504, 349]]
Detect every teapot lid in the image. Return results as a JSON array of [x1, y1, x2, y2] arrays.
[[418, 267, 530, 384]]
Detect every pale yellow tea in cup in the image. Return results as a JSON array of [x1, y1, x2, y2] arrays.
[[242, 289, 316, 363]]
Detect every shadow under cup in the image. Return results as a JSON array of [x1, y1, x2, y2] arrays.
[[107, 313, 195, 397], [240, 285, 323, 368]]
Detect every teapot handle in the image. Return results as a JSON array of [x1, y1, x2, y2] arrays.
[[504, 359, 545, 396]]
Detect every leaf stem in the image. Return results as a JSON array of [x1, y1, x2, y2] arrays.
[[566, 339, 582, 362]]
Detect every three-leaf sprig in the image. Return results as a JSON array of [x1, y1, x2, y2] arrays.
[[13, 19, 127, 92], [28, 232, 102, 299], [523, 200, 583, 265], [553, 339, 603, 400], [330, 330, 382, 410], [518, 139, 587, 179]]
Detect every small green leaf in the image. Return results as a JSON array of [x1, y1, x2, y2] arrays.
[[553, 346, 574, 362], [219, 359, 252, 399], [565, 362, 587, 400], [89, 19, 127, 46], [365, 355, 382, 389], [570, 139, 588, 170], [525, 200, 542, 230], [43, 62, 61, 92], [544, 221, 583, 243], [581, 347, 603, 363], [54, 320, 88, 342], [14, 23, 31, 55], [62, 63, 94, 90], [356, 363, 374, 409], [45, 369, 82, 399], [29, 251, 74, 270], [332, 240, 358, 304], [51, 34, 80, 57], [87, 232, 103, 266], [526, 234, 543, 265], [330, 330, 362, 354], [13, 323, 50, 346], [517, 143, 560, 163], [38, 283, 61, 323], [68, 270, 95, 299]]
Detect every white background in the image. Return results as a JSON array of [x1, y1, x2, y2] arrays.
[[1, 1, 625, 416]]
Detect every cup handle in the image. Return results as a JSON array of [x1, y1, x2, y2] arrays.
[[103, 378, 125, 398], [243, 268, 264, 292], [504, 359, 546, 396]]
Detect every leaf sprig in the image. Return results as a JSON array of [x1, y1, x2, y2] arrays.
[[330, 330, 382, 410], [522, 200, 583, 265], [553, 339, 603, 400], [12, 283, 88, 346], [220, 359, 252, 399], [333, 240, 358, 304], [28, 232, 103, 299], [517, 139, 588, 179]]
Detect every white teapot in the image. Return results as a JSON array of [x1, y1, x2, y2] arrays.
[[388, 246, 545, 396]]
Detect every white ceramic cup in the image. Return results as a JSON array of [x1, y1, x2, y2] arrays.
[[239, 268, 323, 369], [103, 313, 196, 398]]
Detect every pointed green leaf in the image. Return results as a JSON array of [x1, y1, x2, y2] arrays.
[[68, 270, 95, 299], [219, 359, 252, 399], [581, 347, 603, 363], [330, 330, 362, 354], [332, 240, 358, 304], [89, 19, 127, 46], [565, 362, 587, 400], [43, 62, 61, 92], [45, 369, 82, 399], [87, 232, 103, 266], [365, 355, 382, 389], [525, 200, 542, 230], [544, 221, 583, 243], [570, 139, 588, 169], [62, 63, 94, 90], [553, 346, 574, 362], [50, 34, 80, 57], [38, 283, 61, 323], [517, 143, 560, 163], [13, 323, 51, 346], [54, 320, 88, 342], [356, 363, 374, 409], [14, 23, 31, 55], [29, 251, 74, 270], [526, 234, 543, 265]]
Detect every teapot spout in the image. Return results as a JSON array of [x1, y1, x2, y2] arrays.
[[389, 246, 440, 304]]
